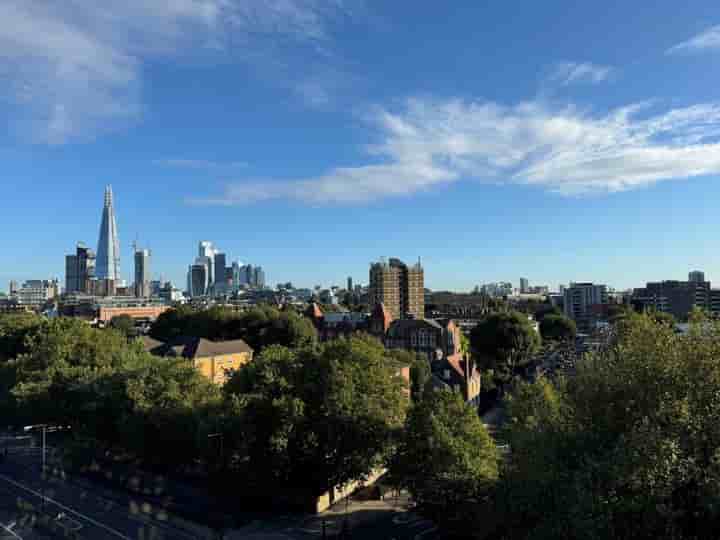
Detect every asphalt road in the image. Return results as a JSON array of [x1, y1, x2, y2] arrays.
[[0, 439, 211, 540]]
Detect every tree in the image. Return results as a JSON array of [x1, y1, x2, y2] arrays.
[[539, 314, 577, 342], [390, 350, 430, 402], [109, 314, 135, 336], [390, 389, 499, 511], [224, 335, 408, 494], [470, 311, 541, 381], [488, 312, 720, 539], [0, 312, 42, 361], [149, 305, 317, 352]]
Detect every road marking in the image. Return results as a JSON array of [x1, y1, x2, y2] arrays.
[[0, 520, 22, 539], [414, 525, 438, 540], [0, 473, 131, 540]]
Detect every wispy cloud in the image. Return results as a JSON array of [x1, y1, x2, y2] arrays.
[[0, 0, 352, 143], [192, 97, 720, 204], [667, 24, 720, 54], [549, 62, 614, 86], [156, 158, 248, 170]]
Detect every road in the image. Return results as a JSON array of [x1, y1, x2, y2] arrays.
[[0, 438, 212, 540], [231, 494, 439, 540]]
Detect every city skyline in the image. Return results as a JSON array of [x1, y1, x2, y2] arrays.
[[2, 3, 720, 290]]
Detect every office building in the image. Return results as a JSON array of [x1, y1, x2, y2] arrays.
[[65, 243, 96, 294], [563, 282, 608, 331], [632, 279, 711, 320], [198, 241, 216, 288], [347, 277, 353, 292], [17, 279, 59, 308], [688, 270, 705, 283], [8, 281, 18, 296], [520, 277, 529, 294], [134, 248, 151, 298], [214, 252, 227, 294], [96, 186, 121, 282], [253, 266, 266, 288], [188, 264, 208, 297], [369, 257, 424, 321]]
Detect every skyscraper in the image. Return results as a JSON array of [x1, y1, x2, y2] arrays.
[[369, 257, 424, 321], [188, 264, 208, 297], [520, 277, 529, 294], [134, 249, 151, 297], [96, 186, 120, 282], [689, 270, 705, 283], [198, 241, 216, 288], [214, 252, 227, 294], [65, 243, 95, 293], [347, 276, 353, 291]]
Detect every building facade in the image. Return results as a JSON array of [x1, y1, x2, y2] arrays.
[[519, 277, 529, 294], [95, 186, 121, 282], [563, 282, 609, 331], [188, 264, 208, 297], [65, 243, 96, 294], [17, 279, 59, 308], [134, 249, 151, 298], [632, 279, 711, 320], [369, 257, 424, 321]]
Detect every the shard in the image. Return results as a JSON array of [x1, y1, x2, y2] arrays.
[[95, 185, 121, 281]]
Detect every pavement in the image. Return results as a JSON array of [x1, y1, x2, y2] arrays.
[[229, 492, 439, 540]]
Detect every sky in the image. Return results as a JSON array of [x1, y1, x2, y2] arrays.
[[2, 1, 720, 292]]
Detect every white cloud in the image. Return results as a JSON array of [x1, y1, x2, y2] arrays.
[[193, 97, 720, 203], [0, 0, 349, 143], [667, 25, 720, 54], [549, 62, 614, 86]]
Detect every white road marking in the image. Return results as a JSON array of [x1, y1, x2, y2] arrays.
[[0, 473, 131, 540], [414, 525, 438, 540], [0, 520, 22, 539]]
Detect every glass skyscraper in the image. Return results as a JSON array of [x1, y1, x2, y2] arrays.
[[95, 185, 120, 281]]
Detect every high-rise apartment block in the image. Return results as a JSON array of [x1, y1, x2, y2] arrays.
[[369, 257, 424, 321], [134, 249, 151, 298], [563, 282, 608, 330]]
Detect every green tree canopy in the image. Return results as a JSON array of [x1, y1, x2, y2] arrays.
[[150, 305, 317, 352], [490, 312, 720, 539], [0, 312, 43, 361], [539, 313, 577, 342], [109, 314, 135, 336], [390, 389, 499, 510], [224, 335, 408, 494], [470, 311, 541, 381]]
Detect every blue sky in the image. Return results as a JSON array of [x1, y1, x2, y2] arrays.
[[2, 1, 720, 292]]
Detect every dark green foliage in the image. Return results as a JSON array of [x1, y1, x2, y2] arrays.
[[539, 314, 577, 341], [224, 335, 408, 494], [150, 305, 317, 352], [488, 313, 720, 539], [389, 389, 498, 510], [109, 314, 135, 336], [0, 312, 43, 361], [470, 311, 541, 381]]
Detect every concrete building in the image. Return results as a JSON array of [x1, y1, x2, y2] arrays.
[[65, 243, 96, 294], [563, 282, 609, 331], [519, 277, 529, 294], [143, 336, 253, 385], [369, 257, 424, 321], [632, 279, 711, 320], [17, 279, 59, 308], [134, 248, 151, 298], [8, 281, 18, 296]]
